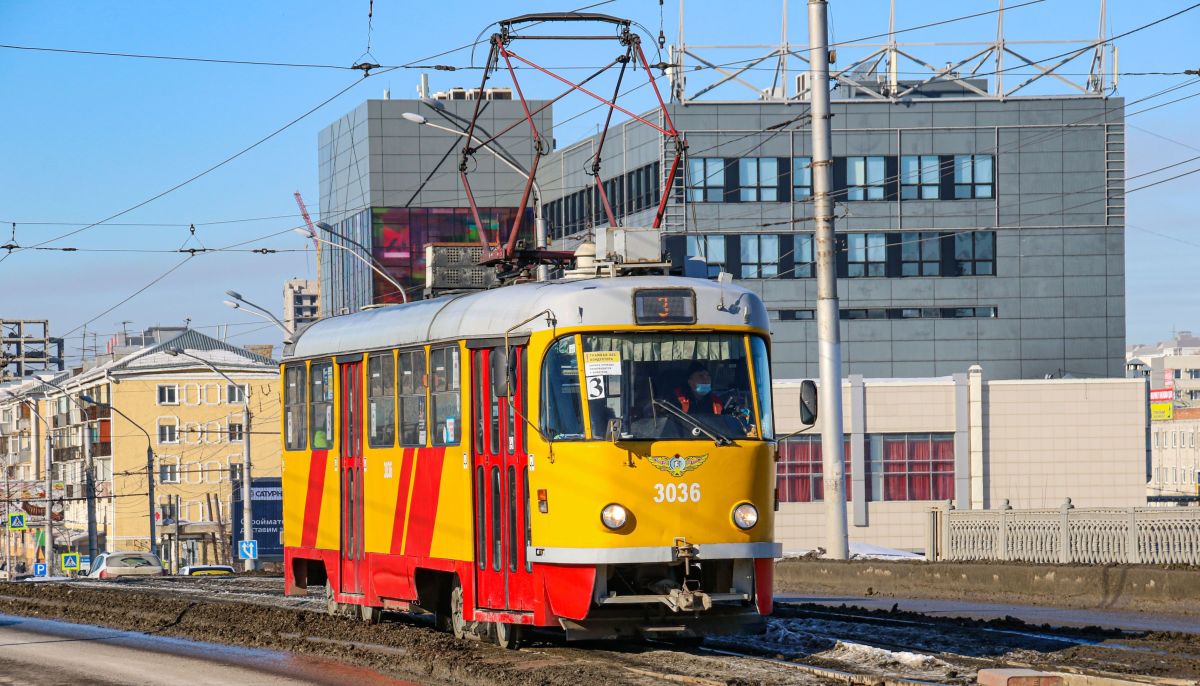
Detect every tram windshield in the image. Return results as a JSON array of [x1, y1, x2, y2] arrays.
[[540, 333, 774, 442]]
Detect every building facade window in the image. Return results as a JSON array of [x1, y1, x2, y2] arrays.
[[159, 457, 180, 484], [740, 235, 780, 278], [954, 154, 993, 199], [869, 433, 955, 501], [686, 235, 726, 278], [793, 234, 814, 278], [901, 232, 941, 276], [738, 158, 778, 202], [157, 421, 178, 445], [846, 156, 885, 200], [228, 423, 244, 442], [686, 158, 725, 202], [777, 434, 854, 503], [793, 157, 812, 200], [954, 231, 995, 275], [226, 384, 247, 404], [901, 155, 940, 199], [157, 385, 178, 405], [847, 232, 886, 277]]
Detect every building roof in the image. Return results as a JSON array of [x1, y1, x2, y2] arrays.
[[286, 276, 770, 360]]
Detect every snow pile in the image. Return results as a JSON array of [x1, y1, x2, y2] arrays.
[[817, 640, 947, 671], [781, 542, 924, 561]]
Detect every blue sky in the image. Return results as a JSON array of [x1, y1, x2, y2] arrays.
[[0, 0, 1196, 362]]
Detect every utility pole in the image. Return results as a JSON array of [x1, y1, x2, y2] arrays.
[[808, 0, 849, 560]]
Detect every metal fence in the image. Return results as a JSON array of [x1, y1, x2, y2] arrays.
[[926, 499, 1200, 565]]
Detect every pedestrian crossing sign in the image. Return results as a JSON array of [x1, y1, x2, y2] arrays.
[[7, 513, 25, 531], [61, 552, 80, 571]]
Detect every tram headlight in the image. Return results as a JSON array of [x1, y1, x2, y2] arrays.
[[600, 503, 628, 530], [732, 503, 759, 530]]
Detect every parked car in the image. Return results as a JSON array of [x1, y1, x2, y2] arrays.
[[85, 552, 166, 579], [178, 564, 235, 576]]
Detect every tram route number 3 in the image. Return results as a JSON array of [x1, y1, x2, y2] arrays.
[[585, 375, 605, 399], [653, 482, 701, 503]]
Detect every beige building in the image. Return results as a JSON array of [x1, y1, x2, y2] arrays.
[[771, 366, 1149, 553], [283, 279, 319, 333], [1148, 406, 1200, 504], [1, 330, 279, 573]]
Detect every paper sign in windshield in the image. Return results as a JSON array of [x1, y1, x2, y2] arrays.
[[584, 351, 622, 376]]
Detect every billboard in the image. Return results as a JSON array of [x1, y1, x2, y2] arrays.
[[1151, 403, 1174, 421], [231, 477, 283, 560]]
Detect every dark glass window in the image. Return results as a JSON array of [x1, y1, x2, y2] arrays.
[[846, 156, 885, 200], [847, 233, 886, 277], [310, 361, 334, 450], [738, 158, 779, 202], [398, 349, 427, 446], [953, 155, 994, 199], [686, 234, 726, 278], [793, 157, 812, 200], [901, 232, 941, 276], [740, 235, 780, 278], [284, 365, 307, 451], [367, 353, 396, 448], [793, 234, 814, 278], [954, 231, 995, 275], [901, 155, 940, 200], [430, 346, 460, 446], [686, 158, 725, 202]]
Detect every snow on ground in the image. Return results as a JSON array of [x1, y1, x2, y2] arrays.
[[781, 542, 924, 560]]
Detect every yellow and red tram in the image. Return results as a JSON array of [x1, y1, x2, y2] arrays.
[[280, 275, 782, 645]]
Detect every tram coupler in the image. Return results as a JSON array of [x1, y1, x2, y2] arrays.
[[672, 537, 698, 574], [666, 586, 713, 612]]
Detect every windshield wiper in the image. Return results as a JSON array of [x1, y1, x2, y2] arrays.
[[652, 398, 732, 446]]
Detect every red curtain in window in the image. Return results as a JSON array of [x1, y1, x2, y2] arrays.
[[775, 436, 853, 503], [908, 435, 932, 500], [883, 436, 908, 500], [931, 435, 955, 500]]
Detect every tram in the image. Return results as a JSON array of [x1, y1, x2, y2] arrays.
[[279, 274, 798, 645]]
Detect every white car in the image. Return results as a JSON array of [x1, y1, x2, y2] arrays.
[[86, 552, 166, 579]]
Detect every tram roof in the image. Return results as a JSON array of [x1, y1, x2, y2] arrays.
[[285, 276, 769, 360]]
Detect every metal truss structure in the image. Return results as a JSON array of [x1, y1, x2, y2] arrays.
[[0, 320, 64, 381], [459, 12, 684, 278], [670, 0, 1115, 103]]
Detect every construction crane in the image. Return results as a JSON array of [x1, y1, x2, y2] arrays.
[[293, 192, 322, 318]]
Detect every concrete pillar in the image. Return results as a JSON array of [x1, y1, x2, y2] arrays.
[[849, 375, 867, 527], [953, 372, 970, 511], [968, 365, 986, 509]]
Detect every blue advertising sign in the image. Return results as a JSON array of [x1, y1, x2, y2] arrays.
[[232, 477, 283, 561]]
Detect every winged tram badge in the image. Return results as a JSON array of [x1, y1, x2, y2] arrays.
[[647, 453, 708, 477]]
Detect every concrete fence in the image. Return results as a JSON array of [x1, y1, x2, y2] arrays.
[[926, 499, 1200, 565]]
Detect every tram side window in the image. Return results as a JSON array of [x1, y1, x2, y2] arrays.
[[310, 361, 334, 450], [367, 353, 396, 448], [430, 346, 461, 446], [540, 337, 584, 439], [398, 349, 427, 446], [284, 365, 307, 451]]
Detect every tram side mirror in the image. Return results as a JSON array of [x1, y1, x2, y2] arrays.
[[491, 348, 511, 398], [799, 380, 818, 426]]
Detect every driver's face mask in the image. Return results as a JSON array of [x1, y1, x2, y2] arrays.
[[695, 383, 712, 395]]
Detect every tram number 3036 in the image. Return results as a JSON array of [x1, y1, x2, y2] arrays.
[[653, 482, 701, 503]]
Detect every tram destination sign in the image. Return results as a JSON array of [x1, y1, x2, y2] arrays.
[[633, 288, 696, 325]]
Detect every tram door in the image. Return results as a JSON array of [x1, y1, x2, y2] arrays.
[[472, 346, 533, 612], [339, 361, 366, 596]]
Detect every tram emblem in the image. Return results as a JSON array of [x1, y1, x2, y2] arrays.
[[648, 453, 708, 477]]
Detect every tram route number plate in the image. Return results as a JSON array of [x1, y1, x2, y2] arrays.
[[585, 375, 606, 399], [584, 351, 622, 377]]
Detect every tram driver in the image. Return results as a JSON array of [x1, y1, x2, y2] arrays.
[[672, 361, 724, 415]]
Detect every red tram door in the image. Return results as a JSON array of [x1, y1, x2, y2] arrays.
[[471, 347, 534, 612], [339, 361, 367, 596]]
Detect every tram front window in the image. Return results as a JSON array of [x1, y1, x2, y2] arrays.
[[539, 333, 771, 442]]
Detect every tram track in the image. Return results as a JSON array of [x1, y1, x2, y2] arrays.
[[2, 576, 1198, 685]]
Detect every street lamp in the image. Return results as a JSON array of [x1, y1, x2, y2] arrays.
[[295, 224, 409, 304], [402, 111, 548, 280], [223, 291, 294, 340], [79, 394, 156, 560], [38, 378, 98, 563], [162, 347, 255, 571]]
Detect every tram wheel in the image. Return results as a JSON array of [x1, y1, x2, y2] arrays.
[[448, 581, 467, 640], [361, 604, 382, 625], [495, 621, 523, 650]]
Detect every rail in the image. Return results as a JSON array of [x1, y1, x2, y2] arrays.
[[927, 499, 1200, 565]]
